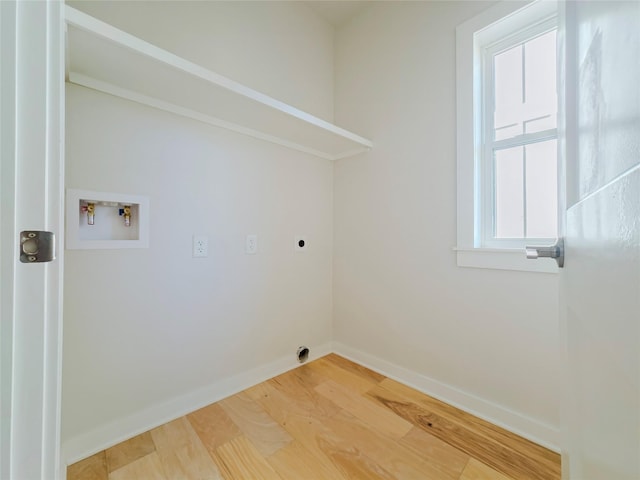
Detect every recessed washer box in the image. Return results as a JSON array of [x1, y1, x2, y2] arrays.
[[66, 189, 149, 250]]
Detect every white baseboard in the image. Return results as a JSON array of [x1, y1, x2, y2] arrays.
[[61, 341, 333, 466], [62, 339, 560, 467], [332, 342, 560, 453]]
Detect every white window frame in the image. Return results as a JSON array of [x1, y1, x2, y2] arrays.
[[455, 0, 559, 273]]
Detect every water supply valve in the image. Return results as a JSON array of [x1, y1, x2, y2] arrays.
[[119, 205, 132, 227], [86, 202, 95, 225]]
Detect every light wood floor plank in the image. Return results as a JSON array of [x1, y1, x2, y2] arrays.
[[288, 362, 331, 388], [213, 435, 282, 480], [267, 368, 342, 418], [315, 435, 397, 480], [150, 417, 197, 452], [108, 452, 167, 480], [150, 417, 223, 479], [267, 440, 349, 480], [381, 377, 556, 464], [105, 431, 156, 473], [248, 380, 308, 422], [315, 379, 413, 440], [323, 353, 387, 384], [324, 409, 451, 479], [250, 381, 350, 479], [275, 414, 354, 479], [307, 356, 381, 393], [382, 377, 560, 474], [400, 426, 470, 479], [67, 451, 108, 480], [161, 442, 223, 480], [219, 391, 292, 457], [187, 402, 242, 454], [459, 457, 514, 480], [257, 371, 341, 420], [366, 380, 559, 480], [257, 378, 401, 480]]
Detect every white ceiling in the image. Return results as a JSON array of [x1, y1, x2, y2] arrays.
[[304, 1, 371, 28]]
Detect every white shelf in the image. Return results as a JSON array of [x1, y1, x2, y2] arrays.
[[64, 6, 373, 161]]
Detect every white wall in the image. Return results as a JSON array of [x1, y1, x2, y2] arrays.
[[62, 1, 334, 461], [333, 1, 561, 447]]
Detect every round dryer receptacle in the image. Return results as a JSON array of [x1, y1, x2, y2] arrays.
[[297, 346, 310, 363]]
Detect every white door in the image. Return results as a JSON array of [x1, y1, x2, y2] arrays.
[[0, 1, 65, 479], [560, 1, 640, 478]]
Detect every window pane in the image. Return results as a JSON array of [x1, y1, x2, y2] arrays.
[[493, 29, 557, 140], [526, 140, 558, 238], [494, 45, 523, 140], [495, 146, 524, 238], [524, 30, 557, 134]]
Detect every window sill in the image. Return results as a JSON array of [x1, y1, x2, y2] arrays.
[[454, 247, 559, 274]]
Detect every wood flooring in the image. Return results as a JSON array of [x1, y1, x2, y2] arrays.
[[67, 354, 560, 479]]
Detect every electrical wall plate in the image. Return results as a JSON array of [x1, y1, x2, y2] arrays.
[[245, 234, 258, 254], [192, 235, 208, 258]]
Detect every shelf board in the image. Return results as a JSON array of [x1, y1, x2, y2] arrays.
[[64, 6, 372, 161]]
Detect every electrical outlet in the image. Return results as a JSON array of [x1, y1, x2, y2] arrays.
[[245, 234, 258, 254], [192, 235, 208, 257], [294, 235, 307, 252]]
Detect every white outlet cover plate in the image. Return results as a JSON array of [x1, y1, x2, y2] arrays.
[[245, 234, 258, 254], [294, 235, 307, 252], [193, 235, 208, 257]]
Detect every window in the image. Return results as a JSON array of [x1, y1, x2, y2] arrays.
[[482, 20, 558, 248], [456, 1, 559, 273]]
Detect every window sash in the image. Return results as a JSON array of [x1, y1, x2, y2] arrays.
[[485, 137, 558, 248], [479, 17, 558, 249]]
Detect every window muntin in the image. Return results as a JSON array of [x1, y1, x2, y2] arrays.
[[480, 20, 558, 248]]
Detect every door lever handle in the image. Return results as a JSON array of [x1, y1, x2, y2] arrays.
[[525, 238, 564, 268]]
